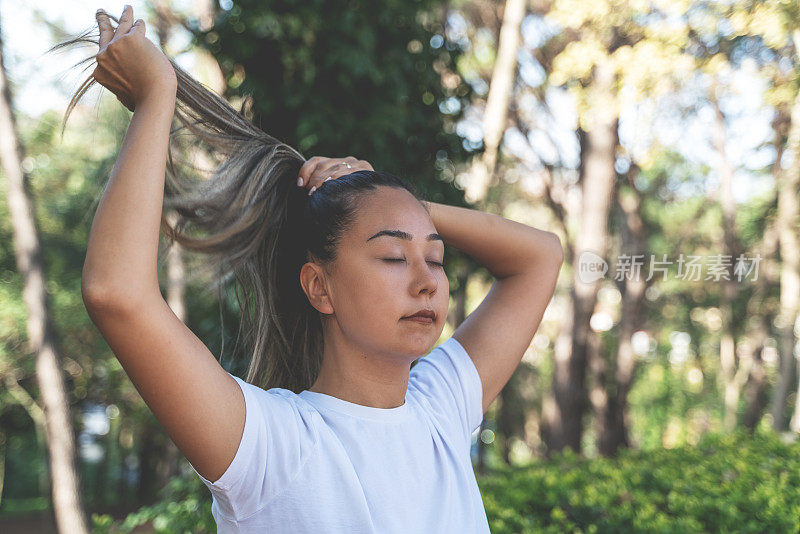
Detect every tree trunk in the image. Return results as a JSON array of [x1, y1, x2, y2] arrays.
[[0, 19, 89, 534], [137, 418, 159, 503], [741, 319, 770, 433], [742, 120, 784, 433], [465, 0, 526, 204], [496, 368, 527, 465], [742, 227, 779, 436], [771, 63, 800, 431], [710, 94, 744, 433], [550, 57, 618, 454], [496, 389, 513, 465], [596, 168, 646, 457], [541, 291, 573, 457]]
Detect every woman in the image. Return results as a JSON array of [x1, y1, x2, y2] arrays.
[[64, 5, 563, 532]]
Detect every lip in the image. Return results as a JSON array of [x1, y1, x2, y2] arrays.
[[402, 308, 436, 323], [402, 316, 434, 325]]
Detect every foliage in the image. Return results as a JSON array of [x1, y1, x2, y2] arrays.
[[189, 0, 473, 204], [91, 473, 214, 533], [87, 429, 800, 532], [477, 429, 800, 533]]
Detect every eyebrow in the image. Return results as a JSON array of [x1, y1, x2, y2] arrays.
[[366, 229, 444, 243]]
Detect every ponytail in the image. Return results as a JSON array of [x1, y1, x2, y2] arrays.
[[53, 23, 426, 392]]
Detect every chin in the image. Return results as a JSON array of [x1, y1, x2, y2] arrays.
[[398, 325, 442, 352]]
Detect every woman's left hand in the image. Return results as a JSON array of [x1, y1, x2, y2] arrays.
[[297, 156, 374, 196]]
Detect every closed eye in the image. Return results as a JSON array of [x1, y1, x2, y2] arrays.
[[382, 258, 445, 268]]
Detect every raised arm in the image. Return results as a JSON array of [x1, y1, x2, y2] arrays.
[[80, 6, 244, 483], [295, 156, 563, 415], [422, 200, 563, 415]]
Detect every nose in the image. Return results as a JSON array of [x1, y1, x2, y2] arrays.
[[408, 257, 438, 296]]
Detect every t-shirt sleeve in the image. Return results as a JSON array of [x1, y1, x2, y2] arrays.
[[189, 372, 315, 521], [408, 335, 484, 447]]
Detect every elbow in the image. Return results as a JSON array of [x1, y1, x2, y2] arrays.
[[548, 232, 565, 265], [511, 231, 564, 280], [81, 281, 144, 316], [534, 232, 564, 284], [81, 267, 159, 313], [539, 231, 564, 268], [81, 282, 120, 313], [81, 280, 105, 309], [81, 284, 137, 329], [81, 270, 117, 310]]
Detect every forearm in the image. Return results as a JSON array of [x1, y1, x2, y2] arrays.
[[82, 92, 176, 301], [423, 200, 563, 279]]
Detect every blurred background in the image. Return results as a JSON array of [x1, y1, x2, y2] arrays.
[[2, 0, 800, 532]]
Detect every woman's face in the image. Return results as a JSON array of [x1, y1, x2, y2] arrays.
[[316, 186, 450, 360]]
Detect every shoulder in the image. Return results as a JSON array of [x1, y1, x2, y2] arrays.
[[409, 336, 479, 386], [193, 374, 321, 520], [233, 376, 320, 432], [407, 336, 484, 446]]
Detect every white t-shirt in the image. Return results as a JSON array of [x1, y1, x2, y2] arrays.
[[191, 336, 491, 533]]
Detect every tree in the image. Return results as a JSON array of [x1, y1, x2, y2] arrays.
[[538, 0, 697, 454], [190, 0, 472, 197], [462, 0, 527, 205], [0, 14, 88, 534], [539, 0, 628, 455], [711, 0, 800, 432]]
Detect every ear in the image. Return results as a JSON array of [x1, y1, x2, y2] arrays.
[[299, 262, 334, 315]]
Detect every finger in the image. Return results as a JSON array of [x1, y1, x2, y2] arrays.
[[307, 161, 344, 193], [310, 158, 354, 186], [113, 4, 134, 39], [313, 172, 343, 195], [298, 156, 327, 187], [309, 168, 355, 196], [129, 18, 145, 35], [96, 10, 115, 50], [308, 159, 359, 196]]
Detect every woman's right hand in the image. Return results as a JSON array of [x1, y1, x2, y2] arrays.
[[93, 5, 177, 112]]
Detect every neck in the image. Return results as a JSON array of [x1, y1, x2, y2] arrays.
[[308, 324, 417, 409]]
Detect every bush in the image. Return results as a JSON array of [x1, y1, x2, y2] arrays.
[[91, 473, 214, 533], [477, 429, 800, 533], [93, 429, 800, 533]]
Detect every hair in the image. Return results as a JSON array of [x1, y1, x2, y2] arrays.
[[51, 17, 427, 393]]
